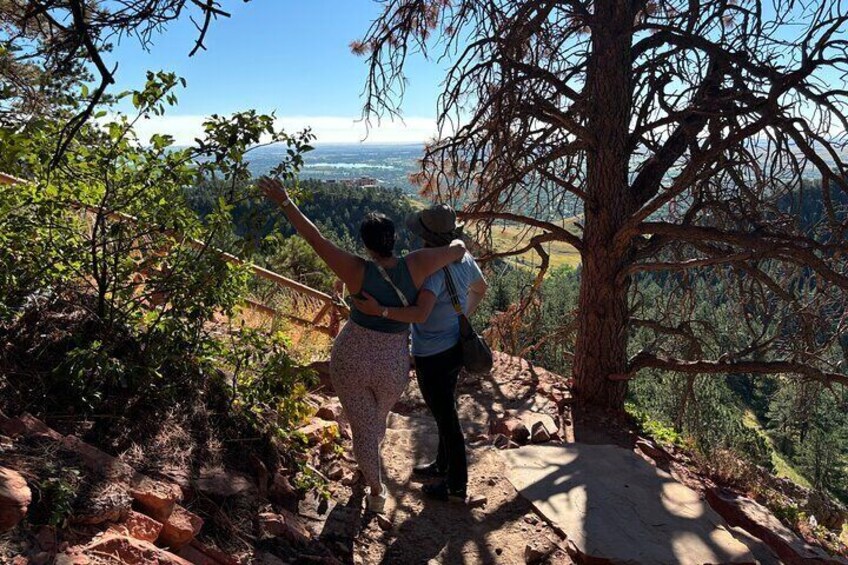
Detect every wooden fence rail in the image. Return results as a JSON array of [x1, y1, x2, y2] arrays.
[[1, 171, 348, 337]]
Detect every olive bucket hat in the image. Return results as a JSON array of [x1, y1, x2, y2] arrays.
[[406, 203, 465, 246]]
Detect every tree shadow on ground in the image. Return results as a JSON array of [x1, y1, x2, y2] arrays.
[[368, 405, 561, 564], [502, 409, 777, 564]]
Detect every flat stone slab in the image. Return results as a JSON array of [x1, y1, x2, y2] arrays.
[[500, 443, 760, 564]]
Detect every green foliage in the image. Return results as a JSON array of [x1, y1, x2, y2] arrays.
[[767, 380, 848, 499], [262, 234, 336, 294], [0, 71, 319, 470], [293, 465, 331, 499], [219, 326, 317, 435], [473, 264, 580, 372], [36, 467, 81, 527], [0, 180, 85, 320], [628, 370, 774, 471], [477, 263, 787, 477], [187, 178, 418, 261], [770, 498, 802, 526], [625, 402, 686, 447]]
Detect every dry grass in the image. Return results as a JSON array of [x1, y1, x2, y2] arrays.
[[472, 216, 583, 271], [228, 298, 334, 362], [741, 409, 813, 489]]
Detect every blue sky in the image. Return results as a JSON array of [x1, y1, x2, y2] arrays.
[[106, 1, 445, 144]]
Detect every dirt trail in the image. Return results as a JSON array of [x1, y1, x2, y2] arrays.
[[304, 353, 574, 565]]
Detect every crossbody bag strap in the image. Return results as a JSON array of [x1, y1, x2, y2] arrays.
[[442, 267, 464, 315], [375, 263, 410, 307]]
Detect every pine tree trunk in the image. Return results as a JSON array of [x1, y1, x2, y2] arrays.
[[572, 0, 633, 411]]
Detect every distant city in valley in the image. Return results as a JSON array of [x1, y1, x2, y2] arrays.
[[247, 143, 425, 193]]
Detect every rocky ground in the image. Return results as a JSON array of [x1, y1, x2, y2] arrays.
[[311, 352, 576, 565], [2, 351, 847, 564], [0, 352, 575, 564]]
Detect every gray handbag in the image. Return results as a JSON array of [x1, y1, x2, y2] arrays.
[[442, 267, 494, 374]]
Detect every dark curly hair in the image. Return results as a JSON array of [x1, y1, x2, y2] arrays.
[[360, 212, 396, 258]]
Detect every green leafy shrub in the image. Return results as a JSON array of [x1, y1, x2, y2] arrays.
[[0, 72, 319, 475], [219, 326, 317, 434]]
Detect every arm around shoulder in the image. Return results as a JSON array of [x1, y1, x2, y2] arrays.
[[406, 239, 467, 288], [353, 289, 438, 324], [466, 267, 488, 316]]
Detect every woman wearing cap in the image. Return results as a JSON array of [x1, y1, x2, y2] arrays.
[[258, 178, 467, 513], [354, 204, 488, 502]]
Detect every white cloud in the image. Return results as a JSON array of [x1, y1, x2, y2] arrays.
[[128, 114, 438, 145]]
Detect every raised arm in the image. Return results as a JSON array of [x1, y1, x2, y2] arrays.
[[353, 289, 438, 324], [258, 177, 365, 292], [405, 240, 467, 288]]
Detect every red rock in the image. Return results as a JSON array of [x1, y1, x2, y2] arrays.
[[376, 513, 392, 530], [157, 505, 204, 551], [521, 412, 558, 438], [258, 510, 311, 545], [35, 525, 58, 552], [177, 540, 239, 565], [0, 412, 63, 440], [250, 455, 270, 498], [83, 532, 192, 564], [129, 477, 182, 522], [490, 416, 530, 444], [315, 400, 344, 421], [530, 421, 551, 444], [706, 487, 842, 565], [53, 546, 91, 565], [196, 466, 254, 498], [524, 537, 556, 564], [548, 388, 573, 411], [59, 436, 182, 523], [0, 466, 32, 532], [268, 472, 299, 509], [326, 462, 346, 481], [296, 418, 339, 445], [118, 510, 163, 543], [61, 436, 133, 480], [492, 434, 519, 450], [634, 438, 670, 464]]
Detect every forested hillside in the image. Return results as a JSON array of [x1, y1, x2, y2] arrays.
[[476, 183, 848, 505], [184, 179, 418, 293]]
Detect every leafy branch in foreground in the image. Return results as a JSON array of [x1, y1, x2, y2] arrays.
[[1, 0, 250, 163]]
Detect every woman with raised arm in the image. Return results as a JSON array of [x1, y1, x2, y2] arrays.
[[258, 177, 465, 514]]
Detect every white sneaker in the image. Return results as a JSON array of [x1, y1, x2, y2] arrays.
[[367, 483, 388, 513]]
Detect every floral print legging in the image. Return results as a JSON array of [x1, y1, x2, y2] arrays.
[[329, 320, 410, 491]]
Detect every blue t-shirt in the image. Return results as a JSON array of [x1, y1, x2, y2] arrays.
[[412, 252, 484, 357]]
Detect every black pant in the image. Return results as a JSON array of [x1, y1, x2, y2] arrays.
[[414, 342, 467, 491]]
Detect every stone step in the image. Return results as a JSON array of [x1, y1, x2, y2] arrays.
[[500, 443, 779, 564]]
